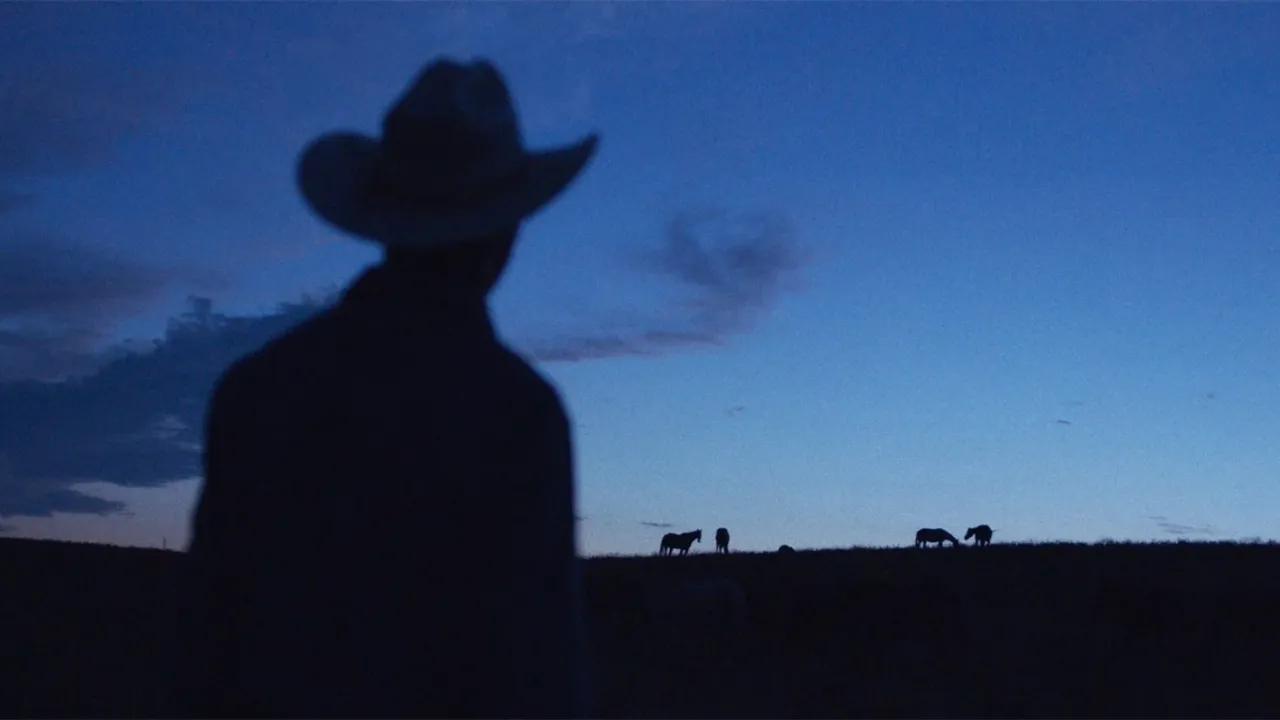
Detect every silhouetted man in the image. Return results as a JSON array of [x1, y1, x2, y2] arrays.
[[170, 58, 599, 719]]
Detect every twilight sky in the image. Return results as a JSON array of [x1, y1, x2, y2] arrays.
[[1, 2, 1278, 555]]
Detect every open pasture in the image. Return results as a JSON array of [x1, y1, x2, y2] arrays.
[[2, 538, 1277, 718]]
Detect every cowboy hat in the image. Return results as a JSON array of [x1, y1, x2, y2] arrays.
[[297, 57, 599, 250]]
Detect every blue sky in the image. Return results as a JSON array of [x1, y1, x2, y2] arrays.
[[1, 3, 1278, 554]]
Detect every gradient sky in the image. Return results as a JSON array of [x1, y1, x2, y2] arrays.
[[1, 3, 1278, 555]]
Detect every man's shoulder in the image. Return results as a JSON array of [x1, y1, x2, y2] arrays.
[[492, 345, 568, 419], [209, 308, 343, 410], [209, 304, 569, 423]]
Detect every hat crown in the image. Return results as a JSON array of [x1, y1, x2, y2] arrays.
[[295, 55, 599, 250], [378, 59, 523, 193]]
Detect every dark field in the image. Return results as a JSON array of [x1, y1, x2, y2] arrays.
[[2, 537, 1278, 718]]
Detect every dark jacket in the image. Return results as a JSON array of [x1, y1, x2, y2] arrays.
[[170, 261, 592, 718]]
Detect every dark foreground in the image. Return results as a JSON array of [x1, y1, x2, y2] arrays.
[[1, 537, 1277, 718]]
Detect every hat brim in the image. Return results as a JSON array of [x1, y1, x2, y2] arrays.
[[297, 131, 599, 250]]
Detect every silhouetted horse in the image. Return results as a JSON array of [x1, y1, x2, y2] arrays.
[[777, 544, 795, 553], [915, 528, 959, 548], [965, 524, 994, 546], [659, 529, 702, 556], [715, 527, 730, 554]]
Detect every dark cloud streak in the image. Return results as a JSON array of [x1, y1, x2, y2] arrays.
[[519, 209, 808, 363], [0, 235, 173, 318], [0, 233, 224, 382], [0, 63, 173, 182], [1149, 515, 1219, 538], [0, 58, 221, 383]]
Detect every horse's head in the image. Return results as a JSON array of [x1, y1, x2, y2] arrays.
[[964, 527, 976, 540], [695, 529, 702, 542]]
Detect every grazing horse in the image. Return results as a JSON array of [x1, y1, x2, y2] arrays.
[[659, 529, 702, 556], [964, 524, 994, 546], [777, 544, 795, 554], [915, 528, 959, 548], [715, 527, 730, 554]]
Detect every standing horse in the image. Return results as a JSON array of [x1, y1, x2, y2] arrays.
[[915, 528, 960, 548], [964, 524, 994, 546], [659, 530, 702, 556], [714, 527, 730, 554]]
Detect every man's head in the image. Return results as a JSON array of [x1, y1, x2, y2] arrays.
[[297, 57, 598, 253]]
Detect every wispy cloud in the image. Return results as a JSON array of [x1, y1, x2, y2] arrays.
[[521, 208, 809, 363], [640, 521, 675, 529], [1149, 515, 1219, 538]]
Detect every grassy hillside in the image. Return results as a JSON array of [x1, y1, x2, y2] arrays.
[[2, 537, 1278, 718]]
